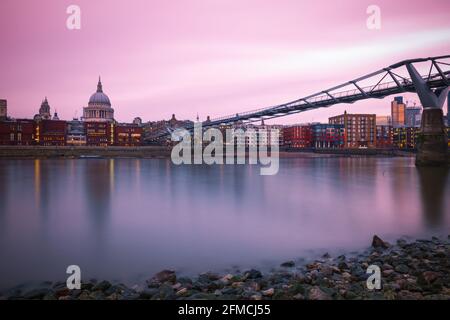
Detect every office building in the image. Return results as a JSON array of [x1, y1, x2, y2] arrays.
[[405, 106, 422, 127], [391, 96, 406, 127]]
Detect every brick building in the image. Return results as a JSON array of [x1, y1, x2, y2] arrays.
[[36, 119, 66, 146], [311, 123, 345, 149], [282, 125, 313, 148], [376, 125, 393, 148], [0, 119, 35, 145], [86, 121, 114, 146], [329, 112, 376, 148], [114, 123, 143, 146]]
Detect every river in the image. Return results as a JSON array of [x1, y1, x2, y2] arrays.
[[0, 157, 449, 290]]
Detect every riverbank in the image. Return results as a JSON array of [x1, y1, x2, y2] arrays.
[[0, 146, 171, 158], [2, 235, 449, 300], [0, 146, 414, 159]]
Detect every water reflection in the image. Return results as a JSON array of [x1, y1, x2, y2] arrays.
[[416, 167, 449, 228], [0, 157, 449, 290], [83, 159, 114, 229]]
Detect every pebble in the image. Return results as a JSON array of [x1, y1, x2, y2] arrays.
[[4, 235, 449, 300], [280, 261, 295, 268], [262, 288, 275, 297]]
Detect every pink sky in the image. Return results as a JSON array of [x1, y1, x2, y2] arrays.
[[0, 0, 449, 124]]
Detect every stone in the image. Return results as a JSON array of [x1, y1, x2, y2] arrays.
[[139, 289, 158, 299], [219, 274, 234, 284], [92, 280, 111, 292], [308, 286, 330, 300], [394, 264, 409, 274], [397, 290, 423, 300], [106, 293, 121, 300], [397, 239, 408, 247], [372, 235, 389, 249], [382, 269, 395, 277], [293, 293, 305, 300], [176, 288, 188, 297], [23, 288, 52, 300], [198, 272, 220, 282], [262, 288, 275, 297], [78, 291, 93, 300], [177, 276, 193, 284], [80, 282, 94, 290], [345, 291, 358, 299], [342, 272, 352, 280], [250, 294, 262, 300], [89, 290, 105, 300], [147, 270, 177, 288], [382, 263, 393, 270], [158, 284, 175, 299], [249, 281, 261, 291], [43, 293, 56, 300], [280, 261, 295, 268], [319, 265, 334, 276], [231, 282, 244, 288], [172, 283, 182, 290], [421, 271, 440, 284], [153, 269, 176, 284], [244, 269, 263, 279], [54, 288, 70, 298]]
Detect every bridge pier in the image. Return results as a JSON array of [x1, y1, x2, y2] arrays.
[[405, 62, 449, 167], [416, 108, 448, 166]]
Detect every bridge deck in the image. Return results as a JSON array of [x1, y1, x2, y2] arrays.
[[147, 55, 450, 140]]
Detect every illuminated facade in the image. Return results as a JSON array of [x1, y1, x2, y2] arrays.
[[391, 96, 406, 127], [115, 124, 143, 146], [0, 119, 34, 145], [35, 120, 66, 146], [376, 125, 393, 148], [282, 125, 313, 148], [86, 122, 114, 146], [311, 123, 345, 149], [67, 120, 86, 146], [392, 127, 419, 149], [329, 112, 376, 148]]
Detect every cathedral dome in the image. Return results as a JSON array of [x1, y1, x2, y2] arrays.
[[88, 77, 111, 107]]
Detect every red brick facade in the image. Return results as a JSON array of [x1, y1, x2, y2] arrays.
[[85, 122, 114, 146], [36, 120, 66, 146], [282, 125, 313, 148], [0, 119, 35, 145], [114, 124, 143, 146]]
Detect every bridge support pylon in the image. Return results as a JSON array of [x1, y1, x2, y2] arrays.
[[406, 63, 449, 166], [416, 108, 448, 166]]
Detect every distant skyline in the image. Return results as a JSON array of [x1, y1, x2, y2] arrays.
[[1, 0, 450, 124]]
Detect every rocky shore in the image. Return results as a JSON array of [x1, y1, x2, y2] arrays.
[[1, 235, 449, 300]]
